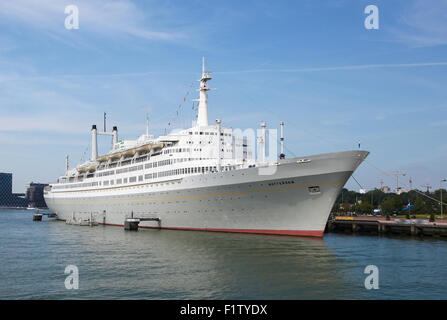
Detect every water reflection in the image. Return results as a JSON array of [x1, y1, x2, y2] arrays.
[[41, 219, 351, 299], [2, 210, 447, 299]]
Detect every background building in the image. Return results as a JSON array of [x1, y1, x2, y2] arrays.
[[25, 182, 48, 208], [0, 172, 28, 207], [0, 172, 12, 195]]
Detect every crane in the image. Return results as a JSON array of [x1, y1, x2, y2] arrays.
[[391, 171, 406, 193], [421, 184, 432, 194]]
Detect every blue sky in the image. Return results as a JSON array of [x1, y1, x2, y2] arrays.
[[0, 0, 446, 192]]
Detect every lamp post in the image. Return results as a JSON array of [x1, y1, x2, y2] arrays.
[[441, 179, 447, 220]]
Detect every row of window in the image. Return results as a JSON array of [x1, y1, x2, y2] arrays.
[[53, 166, 238, 190], [99, 149, 203, 173], [64, 157, 218, 184], [163, 148, 190, 154], [143, 157, 211, 169], [188, 131, 232, 136], [96, 170, 115, 177], [97, 140, 232, 174], [54, 181, 99, 189], [116, 164, 144, 174], [96, 150, 161, 172]]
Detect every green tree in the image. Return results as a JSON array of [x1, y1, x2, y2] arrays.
[[392, 195, 403, 212], [381, 197, 395, 215], [414, 197, 426, 214], [358, 201, 373, 214]]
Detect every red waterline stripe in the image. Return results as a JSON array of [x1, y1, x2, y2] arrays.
[[59, 219, 324, 237], [144, 226, 324, 237]]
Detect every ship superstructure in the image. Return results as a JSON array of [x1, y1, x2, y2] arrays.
[[44, 59, 369, 237]]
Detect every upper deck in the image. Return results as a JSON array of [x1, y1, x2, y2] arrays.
[[46, 59, 269, 194], [49, 125, 255, 193]]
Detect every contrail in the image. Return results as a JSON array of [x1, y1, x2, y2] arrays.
[[4, 62, 447, 81], [214, 62, 447, 74]]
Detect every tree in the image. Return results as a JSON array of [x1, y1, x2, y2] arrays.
[[343, 202, 351, 214], [392, 195, 403, 212], [414, 197, 426, 214], [332, 187, 447, 217], [331, 201, 343, 214], [358, 201, 373, 214], [381, 197, 395, 215]]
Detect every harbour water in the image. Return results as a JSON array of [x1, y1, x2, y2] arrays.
[[1, 209, 447, 300]]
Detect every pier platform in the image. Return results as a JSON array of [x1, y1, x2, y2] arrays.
[[124, 217, 161, 231], [32, 209, 57, 221], [326, 216, 447, 238]]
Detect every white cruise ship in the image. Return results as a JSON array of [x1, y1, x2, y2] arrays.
[[44, 59, 369, 237]]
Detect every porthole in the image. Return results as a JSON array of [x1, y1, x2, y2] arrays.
[[308, 186, 321, 195]]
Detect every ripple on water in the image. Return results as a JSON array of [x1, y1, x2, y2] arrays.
[[1, 210, 447, 299]]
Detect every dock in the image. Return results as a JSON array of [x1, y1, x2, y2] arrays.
[[124, 212, 161, 231], [32, 210, 57, 221], [326, 216, 447, 238]]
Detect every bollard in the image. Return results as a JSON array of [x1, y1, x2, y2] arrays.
[[124, 218, 140, 231], [33, 214, 43, 221]]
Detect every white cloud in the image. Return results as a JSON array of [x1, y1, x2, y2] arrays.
[[0, 132, 85, 146], [214, 62, 447, 74], [430, 120, 447, 127], [372, 105, 444, 122], [393, 0, 447, 47], [0, 72, 185, 138], [321, 118, 350, 126], [0, 0, 182, 42], [0, 113, 92, 134]]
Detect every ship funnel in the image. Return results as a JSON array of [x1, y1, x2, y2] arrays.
[[112, 126, 118, 145], [260, 122, 266, 163], [279, 121, 285, 159], [91, 125, 98, 161]]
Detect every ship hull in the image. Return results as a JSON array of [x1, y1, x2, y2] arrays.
[[44, 150, 368, 237]]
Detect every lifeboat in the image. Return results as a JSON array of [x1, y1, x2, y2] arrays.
[[88, 164, 98, 173], [135, 144, 151, 154], [110, 153, 122, 161], [96, 142, 165, 163], [123, 149, 136, 158], [135, 142, 164, 155], [97, 155, 109, 163], [153, 142, 164, 150], [77, 166, 88, 173]]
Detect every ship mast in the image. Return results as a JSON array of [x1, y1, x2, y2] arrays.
[[197, 57, 212, 127], [146, 113, 149, 137]]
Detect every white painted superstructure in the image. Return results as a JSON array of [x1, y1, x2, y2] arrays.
[[44, 59, 369, 237]]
